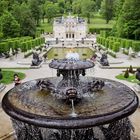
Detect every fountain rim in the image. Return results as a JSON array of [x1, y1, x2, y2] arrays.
[[2, 78, 139, 129], [49, 59, 95, 70]]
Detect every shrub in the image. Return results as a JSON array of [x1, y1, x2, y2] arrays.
[[105, 39, 109, 48], [124, 69, 129, 78], [121, 39, 126, 48], [109, 40, 114, 50], [125, 40, 132, 50], [96, 36, 100, 44], [113, 42, 120, 52], [129, 65, 135, 73], [0, 42, 8, 53], [101, 38, 106, 46], [89, 28, 112, 34], [100, 31, 109, 38], [132, 41, 140, 52], [21, 42, 28, 52]]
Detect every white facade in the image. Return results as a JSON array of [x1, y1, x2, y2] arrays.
[[53, 15, 87, 40]]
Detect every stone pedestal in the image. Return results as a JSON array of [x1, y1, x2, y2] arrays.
[[12, 118, 132, 140]]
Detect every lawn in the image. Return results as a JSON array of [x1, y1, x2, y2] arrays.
[[38, 19, 53, 33], [88, 18, 115, 29], [1, 70, 26, 84], [38, 14, 115, 33], [115, 74, 139, 84]]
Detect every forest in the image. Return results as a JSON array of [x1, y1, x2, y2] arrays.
[[0, 0, 140, 40]]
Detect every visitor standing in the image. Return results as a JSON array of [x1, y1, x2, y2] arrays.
[[14, 74, 21, 86]]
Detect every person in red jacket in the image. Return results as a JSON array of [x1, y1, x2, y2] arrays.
[[14, 74, 21, 86]]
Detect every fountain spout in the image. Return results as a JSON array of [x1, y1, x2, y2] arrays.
[[66, 87, 78, 100]]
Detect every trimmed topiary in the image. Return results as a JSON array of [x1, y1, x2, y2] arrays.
[[124, 69, 129, 78], [113, 42, 120, 52]]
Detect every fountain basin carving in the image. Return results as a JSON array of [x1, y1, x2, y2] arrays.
[[2, 77, 138, 129], [2, 58, 139, 140]]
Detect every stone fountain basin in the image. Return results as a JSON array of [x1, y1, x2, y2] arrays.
[[2, 77, 138, 129]]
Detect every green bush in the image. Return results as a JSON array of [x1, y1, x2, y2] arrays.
[[21, 42, 28, 52], [120, 39, 126, 48], [14, 40, 20, 50], [105, 39, 109, 48], [113, 42, 120, 52], [109, 40, 114, 50], [89, 28, 112, 34], [96, 36, 101, 44], [125, 40, 132, 49], [100, 31, 109, 38], [0, 42, 8, 53], [132, 41, 140, 52], [41, 37, 45, 44], [101, 37, 106, 46], [124, 69, 129, 78]]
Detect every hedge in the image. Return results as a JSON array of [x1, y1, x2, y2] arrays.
[[132, 41, 140, 52], [0, 42, 9, 53], [109, 40, 114, 50], [97, 36, 140, 53], [113, 42, 120, 52], [89, 28, 112, 34], [105, 39, 109, 48], [0, 37, 45, 54], [125, 40, 132, 49]]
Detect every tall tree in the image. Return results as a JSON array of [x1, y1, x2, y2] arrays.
[[100, 0, 115, 24], [20, 3, 36, 37], [116, 0, 140, 40], [72, 0, 81, 15], [0, 11, 20, 38], [114, 0, 125, 18], [29, 0, 42, 25], [0, 0, 8, 16], [45, 3, 59, 23], [81, 0, 95, 23], [95, 0, 103, 11]]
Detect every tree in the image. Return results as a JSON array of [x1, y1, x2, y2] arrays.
[[12, 2, 36, 37], [72, 0, 81, 15], [20, 3, 36, 37], [114, 0, 125, 18], [0, 11, 20, 38], [115, 0, 140, 40], [81, 0, 95, 23], [29, 0, 42, 25], [95, 0, 103, 11], [0, 22, 3, 39], [100, 0, 115, 24], [58, 0, 65, 14], [0, 0, 8, 16], [45, 3, 59, 23]]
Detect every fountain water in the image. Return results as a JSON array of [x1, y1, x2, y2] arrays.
[[2, 53, 139, 140], [70, 99, 77, 117]]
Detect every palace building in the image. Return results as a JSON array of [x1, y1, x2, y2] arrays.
[[53, 15, 87, 40]]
